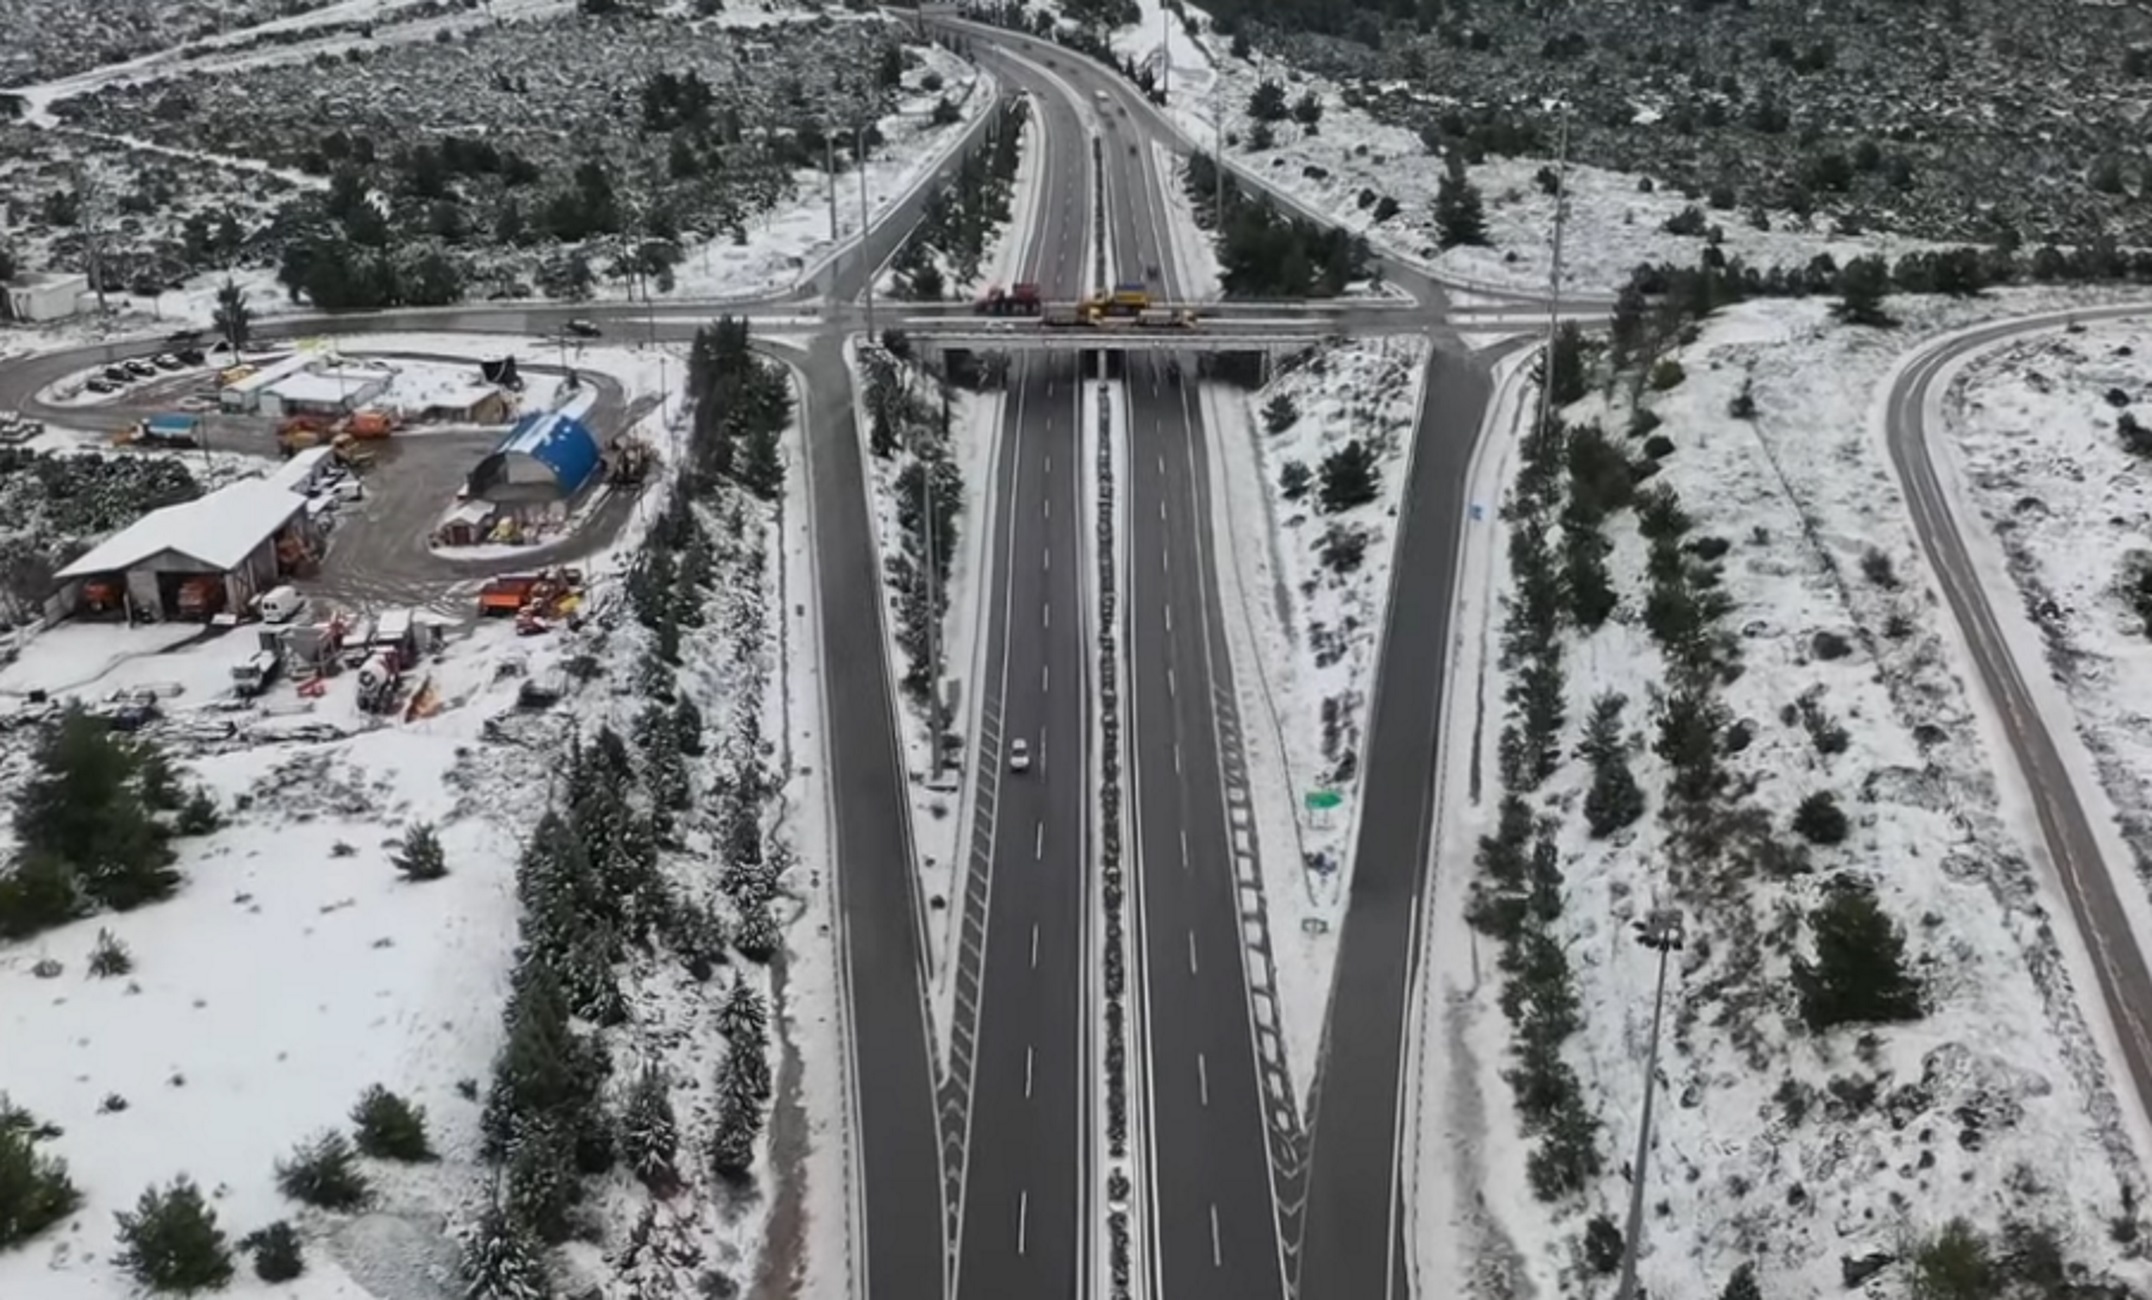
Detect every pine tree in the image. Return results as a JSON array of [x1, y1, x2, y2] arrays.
[[1792, 877, 1924, 1031], [1247, 78, 1288, 123], [0, 1096, 82, 1249], [213, 279, 252, 353], [673, 695, 705, 757], [1834, 255, 1893, 326], [1792, 790, 1850, 845], [1583, 756, 1645, 839], [1720, 1262, 1762, 1300], [1435, 159, 1488, 249], [718, 979, 769, 1051], [391, 822, 448, 882], [481, 964, 579, 1158], [460, 1205, 549, 1300], [504, 1120, 577, 1244], [239, 1220, 304, 1282], [1563, 521, 1615, 629], [1261, 392, 1299, 435], [12, 707, 176, 919], [113, 1176, 234, 1294], [1318, 440, 1380, 513], [737, 424, 783, 501], [350, 1085, 434, 1162], [619, 1065, 680, 1191], [275, 1131, 371, 1211], [733, 900, 781, 964]]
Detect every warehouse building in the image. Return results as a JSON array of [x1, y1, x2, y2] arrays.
[[2, 271, 89, 323], [51, 479, 319, 622], [258, 363, 395, 419], [466, 410, 602, 505]]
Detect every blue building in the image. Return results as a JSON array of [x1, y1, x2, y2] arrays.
[[466, 410, 601, 505]]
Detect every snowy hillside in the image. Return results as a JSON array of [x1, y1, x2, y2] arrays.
[[1421, 291, 2152, 1300]]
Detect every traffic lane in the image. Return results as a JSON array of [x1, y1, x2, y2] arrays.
[[1296, 347, 1492, 1300], [1887, 324, 2152, 1127], [799, 338, 949, 1300], [1124, 356, 1289, 1300], [954, 356, 1088, 1300]]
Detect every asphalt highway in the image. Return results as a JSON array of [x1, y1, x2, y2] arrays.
[[945, 56, 1094, 1300], [1888, 305, 2152, 1179]]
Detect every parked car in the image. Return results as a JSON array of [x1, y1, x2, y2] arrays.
[[101, 367, 130, 384], [85, 378, 116, 395], [564, 319, 602, 339], [175, 347, 206, 366], [123, 359, 157, 378], [152, 353, 184, 371]]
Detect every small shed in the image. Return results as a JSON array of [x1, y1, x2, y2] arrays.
[[418, 385, 512, 425], [3, 272, 89, 323], [466, 410, 602, 505]]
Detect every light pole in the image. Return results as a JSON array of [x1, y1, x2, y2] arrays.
[[1615, 906, 1686, 1300], [1530, 99, 1571, 442], [858, 121, 876, 338]]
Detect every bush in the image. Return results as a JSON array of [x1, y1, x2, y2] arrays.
[[1792, 790, 1850, 845], [1728, 378, 1757, 418], [1721, 1262, 1762, 1300], [351, 1085, 434, 1162], [1662, 205, 1709, 236], [0, 1096, 82, 1250], [1279, 459, 1311, 501], [1320, 523, 1367, 574], [1642, 434, 1675, 460], [1582, 1213, 1624, 1275], [391, 822, 448, 882], [174, 787, 222, 836], [1319, 440, 1381, 512], [1649, 359, 1687, 391], [240, 1220, 305, 1282], [88, 926, 133, 977], [114, 1176, 234, 1294], [1911, 1218, 1994, 1299], [1811, 629, 1853, 661], [1860, 546, 1899, 589], [1792, 877, 1923, 1031], [275, 1131, 372, 1210], [1262, 392, 1298, 434]]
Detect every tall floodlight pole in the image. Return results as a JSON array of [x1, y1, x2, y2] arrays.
[[1530, 101, 1571, 442], [1211, 81, 1226, 231], [1160, 5, 1170, 103], [1615, 907, 1687, 1300], [826, 132, 841, 242], [859, 121, 876, 338]]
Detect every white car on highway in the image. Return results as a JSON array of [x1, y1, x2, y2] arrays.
[[1008, 737, 1031, 772]]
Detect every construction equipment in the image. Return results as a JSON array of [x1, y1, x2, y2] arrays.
[[330, 433, 374, 470], [175, 576, 224, 620], [606, 434, 653, 484], [356, 650, 402, 714], [477, 568, 583, 619], [81, 580, 125, 616], [341, 409, 397, 440], [116, 413, 203, 449], [1106, 282, 1150, 315], [975, 283, 1043, 315], [1135, 307, 1199, 329], [276, 414, 335, 455], [230, 646, 281, 698]]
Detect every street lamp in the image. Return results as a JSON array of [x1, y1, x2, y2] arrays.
[[1614, 906, 1685, 1300]]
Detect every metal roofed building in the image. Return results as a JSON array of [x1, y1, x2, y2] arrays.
[[51, 479, 318, 621], [260, 364, 394, 419], [466, 410, 602, 505]]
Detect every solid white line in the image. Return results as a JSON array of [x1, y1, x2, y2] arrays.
[[1187, 929, 1198, 974], [1036, 821, 1045, 860], [1197, 1051, 1209, 1106], [1209, 1203, 1222, 1266], [1026, 1046, 1035, 1098], [1019, 1191, 1030, 1255]]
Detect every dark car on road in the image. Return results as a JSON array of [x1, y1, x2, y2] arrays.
[[565, 319, 602, 339]]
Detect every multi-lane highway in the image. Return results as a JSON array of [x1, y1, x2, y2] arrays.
[[941, 57, 1094, 1300]]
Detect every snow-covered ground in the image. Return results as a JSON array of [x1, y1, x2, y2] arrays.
[[1944, 316, 2152, 965], [1198, 335, 1427, 1096], [1415, 289, 2152, 1298], [0, 329, 821, 1297]]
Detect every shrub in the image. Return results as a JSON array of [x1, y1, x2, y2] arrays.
[[1911, 1218, 1993, 1299], [1320, 523, 1367, 574], [1860, 546, 1899, 589], [1662, 205, 1708, 236], [351, 1085, 434, 1162], [174, 788, 223, 836], [1649, 359, 1687, 391], [1627, 408, 1662, 439], [1279, 459, 1311, 501], [113, 1176, 234, 1294], [1792, 877, 1923, 1031], [1319, 440, 1381, 512], [1792, 790, 1850, 845], [1721, 1262, 1762, 1300], [88, 927, 133, 977], [1642, 434, 1675, 460], [1262, 392, 1299, 434], [240, 1220, 305, 1282], [275, 1131, 372, 1210], [391, 822, 448, 882], [1583, 1213, 1624, 1275], [1811, 629, 1853, 661], [1729, 378, 1757, 418], [0, 1096, 82, 1250]]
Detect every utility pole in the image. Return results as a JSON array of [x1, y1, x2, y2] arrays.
[[1211, 81, 1226, 231], [1529, 101, 1571, 442], [859, 121, 876, 338], [1615, 907, 1687, 1300], [1160, 5, 1170, 104], [75, 163, 109, 317], [826, 132, 840, 242], [922, 430, 940, 774]]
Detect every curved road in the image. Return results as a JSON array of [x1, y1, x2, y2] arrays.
[[1889, 303, 2152, 1168]]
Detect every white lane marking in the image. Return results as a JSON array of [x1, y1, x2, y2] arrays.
[[1025, 1047, 1035, 1098], [1043, 603, 1051, 628], [1044, 498, 1051, 519], [1045, 454, 1051, 475], [1209, 1204, 1222, 1266], [1187, 929, 1198, 974], [1165, 606, 1172, 633], [1019, 1192, 1030, 1255], [1048, 380, 1056, 397], [1168, 667, 1176, 698], [1180, 829, 1189, 869], [1042, 664, 1050, 693], [1159, 454, 1166, 473], [1045, 547, 1052, 572], [1159, 501, 1166, 520], [1162, 547, 1169, 573], [1174, 742, 1182, 775], [1036, 822, 1045, 860], [1030, 923, 1039, 968], [1197, 1051, 1210, 1106]]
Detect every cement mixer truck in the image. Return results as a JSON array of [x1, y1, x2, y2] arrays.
[[356, 650, 402, 714]]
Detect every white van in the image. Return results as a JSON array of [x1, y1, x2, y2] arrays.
[[260, 586, 305, 624]]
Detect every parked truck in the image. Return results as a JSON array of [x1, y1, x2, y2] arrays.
[[230, 645, 281, 698], [975, 283, 1043, 315]]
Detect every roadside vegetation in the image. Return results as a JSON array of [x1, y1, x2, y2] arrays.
[[890, 95, 1031, 301]]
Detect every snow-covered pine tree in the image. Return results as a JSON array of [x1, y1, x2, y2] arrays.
[[707, 1089, 758, 1181], [733, 900, 781, 965], [481, 963, 578, 1158], [392, 822, 449, 882], [460, 1205, 549, 1300], [672, 696, 705, 757], [504, 1118, 578, 1245], [717, 979, 768, 1053], [113, 1176, 235, 1293], [619, 1065, 680, 1191]]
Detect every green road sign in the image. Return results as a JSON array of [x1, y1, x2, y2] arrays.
[[1304, 789, 1342, 811]]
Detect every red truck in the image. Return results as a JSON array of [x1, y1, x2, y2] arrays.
[[975, 283, 1043, 316]]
